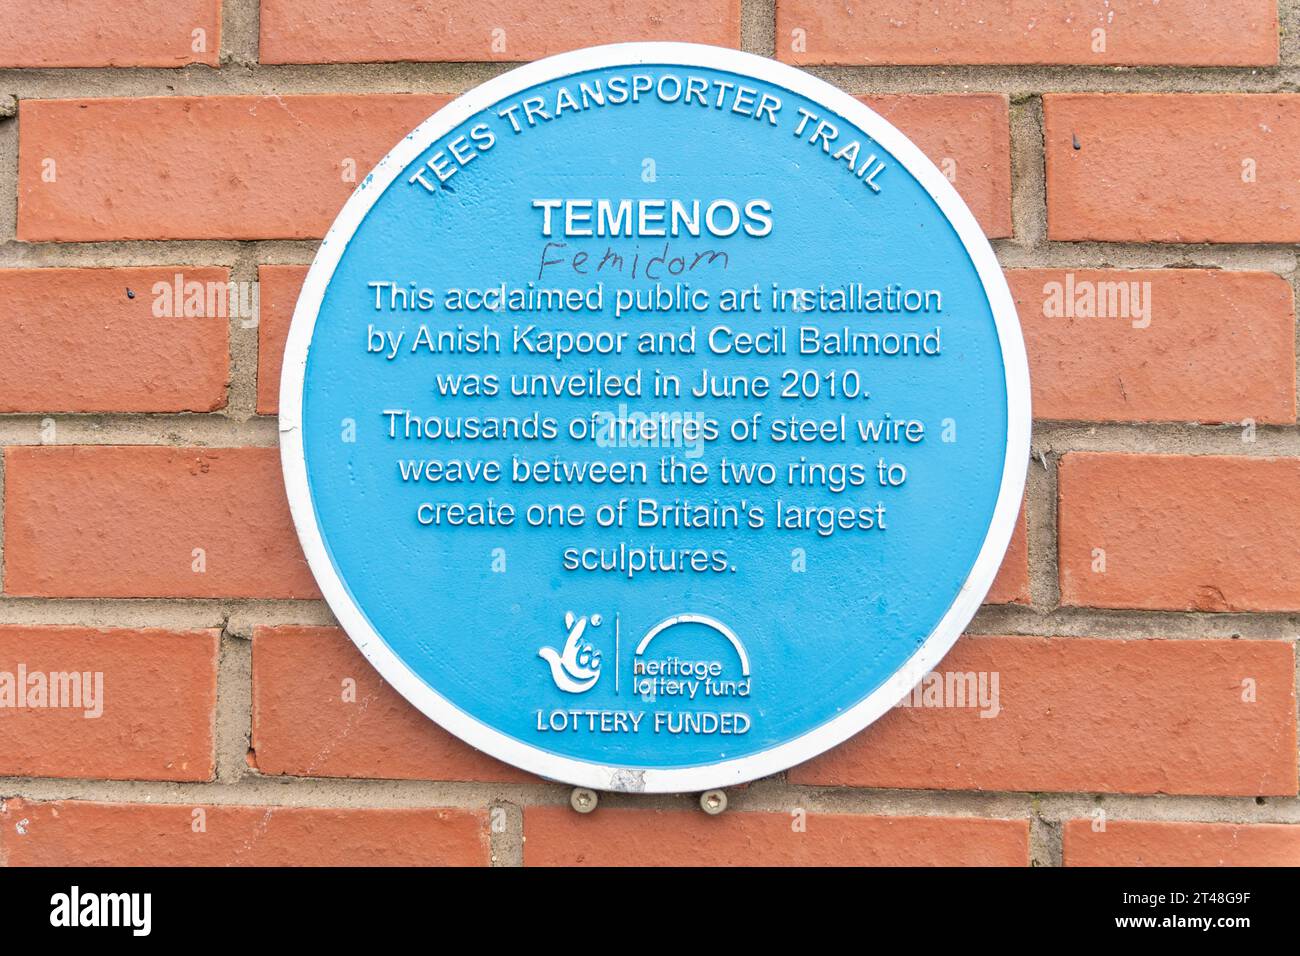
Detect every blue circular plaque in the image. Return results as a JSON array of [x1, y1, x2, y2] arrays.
[[280, 43, 1030, 792]]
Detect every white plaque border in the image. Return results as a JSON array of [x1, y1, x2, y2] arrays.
[[278, 42, 1032, 793]]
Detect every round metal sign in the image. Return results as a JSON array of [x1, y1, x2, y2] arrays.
[[280, 43, 1030, 792]]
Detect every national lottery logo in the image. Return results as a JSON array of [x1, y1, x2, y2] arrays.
[[538, 612, 603, 693]]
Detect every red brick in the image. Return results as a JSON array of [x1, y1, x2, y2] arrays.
[[256, 264, 308, 415], [252, 626, 535, 783], [3, 446, 318, 599], [18, 95, 450, 242], [524, 806, 1028, 866], [1045, 94, 1300, 243], [0, 1, 220, 68], [777, 0, 1278, 66], [860, 94, 1011, 238], [1012, 269, 1296, 424], [1064, 819, 1300, 866], [0, 268, 230, 414], [986, 506, 1030, 605], [0, 626, 217, 781], [791, 635, 1296, 796], [260, 0, 740, 64], [1059, 453, 1300, 611], [0, 798, 488, 866]]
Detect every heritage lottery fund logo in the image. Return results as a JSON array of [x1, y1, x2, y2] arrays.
[[280, 45, 1028, 789]]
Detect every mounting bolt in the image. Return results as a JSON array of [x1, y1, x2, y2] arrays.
[[570, 787, 599, 814], [699, 789, 727, 815]]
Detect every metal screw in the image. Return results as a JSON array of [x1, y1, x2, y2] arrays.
[[700, 789, 727, 815], [570, 787, 599, 814]]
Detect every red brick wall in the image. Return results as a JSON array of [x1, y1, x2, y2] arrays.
[[0, 0, 1296, 867]]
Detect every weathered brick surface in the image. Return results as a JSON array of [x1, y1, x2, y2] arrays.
[[1064, 819, 1300, 866], [777, 0, 1279, 66], [0, 268, 230, 413], [0, 1, 221, 68], [1058, 454, 1300, 612], [260, 0, 741, 64], [3, 446, 318, 599], [1011, 269, 1296, 424], [256, 264, 308, 415], [985, 507, 1030, 605], [0, 799, 490, 866], [860, 94, 1012, 237], [18, 95, 451, 242], [790, 636, 1297, 796], [1045, 94, 1300, 243], [252, 626, 534, 783], [524, 807, 1029, 866], [0, 626, 218, 781]]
